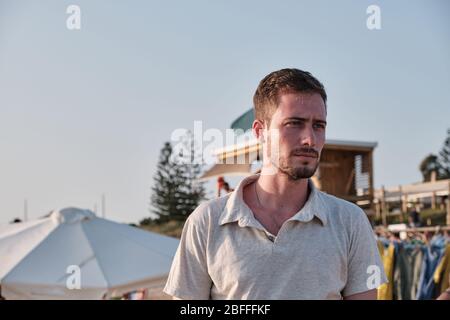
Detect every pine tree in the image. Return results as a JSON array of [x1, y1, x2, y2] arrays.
[[419, 154, 441, 182], [438, 128, 450, 179], [148, 142, 180, 223], [176, 132, 206, 218], [148, 136, 206, 223]]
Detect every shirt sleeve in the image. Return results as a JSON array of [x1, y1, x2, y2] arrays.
[[342, 209, 388, 297], [163, 208, 212, 299]]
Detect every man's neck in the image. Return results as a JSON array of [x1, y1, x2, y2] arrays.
[[256, 167, 310, 216]]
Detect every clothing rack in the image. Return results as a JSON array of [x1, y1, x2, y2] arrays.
[[400, 226, 450, 233], [375, 225, 450, 234]]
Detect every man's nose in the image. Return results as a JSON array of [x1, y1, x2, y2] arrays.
[[300, 125, 316, 147]]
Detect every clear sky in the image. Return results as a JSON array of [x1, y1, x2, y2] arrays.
[[1, 0, 449, 225]]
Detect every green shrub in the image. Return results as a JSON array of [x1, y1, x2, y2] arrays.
[[140, 219, 186, 238]]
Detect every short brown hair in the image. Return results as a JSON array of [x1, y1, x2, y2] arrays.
[[253, 68, 327, 123]]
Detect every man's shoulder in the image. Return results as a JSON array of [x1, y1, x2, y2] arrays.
[[316, 191, 374, 240], [317, 190, 367, 220], [187, 194, 231, 225]]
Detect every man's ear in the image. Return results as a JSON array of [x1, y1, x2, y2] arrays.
[[252, 119, 265, 143]]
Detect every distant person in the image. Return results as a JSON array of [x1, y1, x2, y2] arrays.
[[408, 208, 421, 228], [217, 176, 225, 197], [222, 182, 234, 193], [217, 177, 234, 196]]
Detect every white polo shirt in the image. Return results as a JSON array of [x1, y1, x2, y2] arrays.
[[164, 174, 387, 299]]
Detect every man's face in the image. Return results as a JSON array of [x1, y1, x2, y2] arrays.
[[263, 92, 327, 180]]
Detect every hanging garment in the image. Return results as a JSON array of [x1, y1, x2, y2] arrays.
[[433, 244, 450, 295], [377, 241, 395, 300], [416, 235, 447, 300], [393, 243, 424, 300]]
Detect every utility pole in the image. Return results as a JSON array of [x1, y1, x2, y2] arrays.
[[24, 199, 28, 222], [101, 194, 105, 218], [381, 185, 387, 227]]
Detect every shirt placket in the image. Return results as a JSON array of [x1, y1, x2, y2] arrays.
[[239, 216, 278, 253]]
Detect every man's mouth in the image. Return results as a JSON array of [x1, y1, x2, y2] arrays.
[[292, 153, 317, 158]]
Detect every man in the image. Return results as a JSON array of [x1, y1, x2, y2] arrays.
[[217, 177, 234, 197], [408, 207, 421, 228], [222, 182, 234, 194], [164, 68, 387, 299]]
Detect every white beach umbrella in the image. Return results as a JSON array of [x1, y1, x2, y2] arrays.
[[0, 207, 179, 299]]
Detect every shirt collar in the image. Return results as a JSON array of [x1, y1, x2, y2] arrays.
[[218, 174, 328, 227]]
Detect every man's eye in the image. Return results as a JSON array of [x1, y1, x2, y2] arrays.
[[286, 121, 301, 127], [314, 123, 325, 129]]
